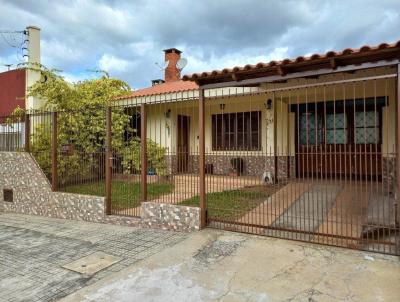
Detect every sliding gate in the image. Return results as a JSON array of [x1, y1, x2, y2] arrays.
[[203, 71, 400, 255]]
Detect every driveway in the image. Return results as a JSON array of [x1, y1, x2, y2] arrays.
[[0, 213, 185, 302], [62, 229, 400, 302]]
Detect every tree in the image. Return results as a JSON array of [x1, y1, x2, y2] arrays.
[[22, 66, 166, 184]]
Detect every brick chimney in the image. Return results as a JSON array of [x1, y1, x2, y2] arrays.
[[164, 48, 182, 82]]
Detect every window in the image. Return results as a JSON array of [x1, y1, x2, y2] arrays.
[[212, 111, 261, 151], [354, 111, 380, 144], [299, 112, 323, 145], [326, 113, 347, 144]]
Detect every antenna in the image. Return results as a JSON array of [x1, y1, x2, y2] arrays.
[[155, 60, 169, 71], [3, 64, 12, 71], [176, 58, 188, 70]]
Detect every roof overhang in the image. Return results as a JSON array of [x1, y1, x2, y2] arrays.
[[182, 41, 400, 88]]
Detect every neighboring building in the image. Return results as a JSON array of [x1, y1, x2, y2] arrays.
[[0, 26, 41, 150], [0, 25, 42, 116]]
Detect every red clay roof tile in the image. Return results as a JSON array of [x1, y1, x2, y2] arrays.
[[116, 80, 198, 100]]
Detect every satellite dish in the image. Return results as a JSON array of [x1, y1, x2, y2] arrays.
[[176, 58, 188, 70], [155, 60, 169, 70]]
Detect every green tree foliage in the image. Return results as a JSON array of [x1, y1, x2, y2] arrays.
[[22, 66, 167, 183]]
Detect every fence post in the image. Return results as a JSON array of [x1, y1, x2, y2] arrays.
[[140, 103, 148, 203], [24, 113, 30, 152], [396, 63, 400, 226], [51, 111, 58, 191], [105, 106, 112, 215], [199, 88, 206, 228]]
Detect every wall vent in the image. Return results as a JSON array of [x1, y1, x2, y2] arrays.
[[3, 189, 13, 202]]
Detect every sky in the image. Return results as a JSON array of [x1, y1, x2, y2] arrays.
[[0, 0, 399, 89]]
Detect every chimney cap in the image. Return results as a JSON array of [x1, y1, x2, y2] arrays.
[[152, 79, 165, 86], [26, 25, 41, 31], [163, 48, 182, 54]]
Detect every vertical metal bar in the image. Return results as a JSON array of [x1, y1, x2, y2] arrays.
[[51, 111, 58, 191], [141, 103, 148, 203], [199, 88, 207, 229], [396, 64, 400, 226], [273, 92, 278, 181], [24, 113, 30, 152], [105, 106, 112, 215]]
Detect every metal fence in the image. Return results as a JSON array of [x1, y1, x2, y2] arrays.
[[0, 66, 399, 256]]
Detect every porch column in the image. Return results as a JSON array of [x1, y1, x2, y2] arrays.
[[396, 64, 400, 226], [199, 88, 206, 228], [140, 103, 148, 203]]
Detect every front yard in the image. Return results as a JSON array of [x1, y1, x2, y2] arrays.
[[63, 180, 174, 209], [179, 186, 277, 220]]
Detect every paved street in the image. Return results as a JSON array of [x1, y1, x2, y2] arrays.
[[0, 213, 185, 302], [1, 213, 400, 302], [63, 230, 400, 302]]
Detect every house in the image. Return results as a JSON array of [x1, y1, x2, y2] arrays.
[[117, 43, 399, 182], [115, 48, 264, 175], [117, 41, 400, 254]]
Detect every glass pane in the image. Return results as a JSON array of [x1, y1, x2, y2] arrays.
[[251, 132, 259, 150], [326, 129, 347, 144], [299, 113, 322, 145], [355, 128, 379, 144], [326, 113, 347, 129], [300, 113, 316, 130], [354, 111, 379, 128]]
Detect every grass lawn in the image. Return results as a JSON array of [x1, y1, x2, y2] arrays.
[[63, 180, 174, 209], [178, 186, 276, 221]]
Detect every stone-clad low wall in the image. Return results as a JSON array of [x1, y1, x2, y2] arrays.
[[141, 202, 200, 232], [0, 152, 200, 232], [0, 152, 105, 222]]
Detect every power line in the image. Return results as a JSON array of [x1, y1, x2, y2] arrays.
[[0, 30, 25, 33], [0, 29, 28, 68]]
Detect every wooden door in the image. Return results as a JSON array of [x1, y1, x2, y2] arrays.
[[177, 115, 190, 173]]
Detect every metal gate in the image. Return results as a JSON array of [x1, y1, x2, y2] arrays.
[[202, 71, 400, 255]]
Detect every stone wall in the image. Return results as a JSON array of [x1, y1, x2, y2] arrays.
[[0, 152, 106, 222], [141, 202, 200, 232], [0, 152, 200, 232]]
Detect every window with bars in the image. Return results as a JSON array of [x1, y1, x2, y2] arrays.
[[212, 111, 261, 151], [354, 111, 380, 144], [299, 110, 381, 146], [299, 112, 323, 145], [326, 113, 348, 144]]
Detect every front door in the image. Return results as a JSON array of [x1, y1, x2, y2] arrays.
[[177, 115, 190, 173]]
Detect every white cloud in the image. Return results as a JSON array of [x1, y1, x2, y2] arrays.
[[0, 0, 399, 88], [98, 54, 129, 72]]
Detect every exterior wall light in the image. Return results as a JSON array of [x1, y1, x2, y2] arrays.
[[164, 109, 171, 118], [219, 103, 225, 110], [265, 99, 273, 110]]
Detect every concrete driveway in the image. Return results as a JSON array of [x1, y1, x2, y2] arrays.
[[62, 229, 400, 302]]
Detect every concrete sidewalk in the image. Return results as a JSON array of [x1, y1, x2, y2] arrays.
[[0, 213, 185, 302], [61, 229, 400, 302]]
